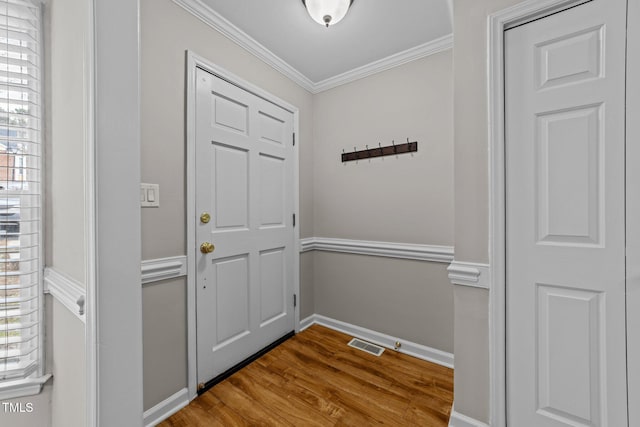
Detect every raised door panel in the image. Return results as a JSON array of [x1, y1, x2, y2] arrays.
[[537, 285, 603, 426], [536, 105, 602, 246], [536, 26, 603, 90], [212, 93, 249, 135], [258, 153, 285, 228], [211, 143, 249, 230], [213, 255, 250, 347], [259, 111, 286, 146], [259, 248, 286, 327]]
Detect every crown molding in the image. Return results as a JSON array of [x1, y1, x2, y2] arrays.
[[172, 0, 315, 92], [172, 0, 453, 94], [312, 34, 453, 93]]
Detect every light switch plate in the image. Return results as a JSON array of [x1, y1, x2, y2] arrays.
[[140, 183, 159, 207]]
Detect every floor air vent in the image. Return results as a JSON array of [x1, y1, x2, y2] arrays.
[[348, 338, 385, 356]]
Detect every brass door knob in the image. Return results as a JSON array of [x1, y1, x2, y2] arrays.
[[200, 242, 215, 254], [200, 212, 211, 224]]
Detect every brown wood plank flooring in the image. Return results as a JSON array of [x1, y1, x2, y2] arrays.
[[159, 325, 453, 426]]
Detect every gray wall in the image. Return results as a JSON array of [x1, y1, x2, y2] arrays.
[[50, 299, 86, 427], [300, 252, 315, 320], [47, 0, 87, 284], [47, 0, 89, 424], [140, 0, 314, 411], [311, 52, 454, 353], [312, 53, 454, 245], [452, 0, 524, 423], [0, 384, 52, 427], [142, 278, 187, 411], [315, 252, 453, 353], [141, 0, 455, 412]]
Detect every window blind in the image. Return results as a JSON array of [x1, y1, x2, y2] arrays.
[[0, 0, 41, 381]]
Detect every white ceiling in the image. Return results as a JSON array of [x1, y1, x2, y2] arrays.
[[199, 0, 453, 85]]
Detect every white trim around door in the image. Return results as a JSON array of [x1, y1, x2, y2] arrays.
[[487, 1, 592, 426], [85, 1, 97, 425], [185, 50, 300, 400]]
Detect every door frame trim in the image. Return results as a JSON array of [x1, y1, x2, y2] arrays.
[[487, 1, 591, 425], [185, 50, 301, 400]]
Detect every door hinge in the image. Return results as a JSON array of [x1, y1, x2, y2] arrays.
[[294, 294, 297, 307], [293, 213, 296, 227], [293, 132, 296, 146]]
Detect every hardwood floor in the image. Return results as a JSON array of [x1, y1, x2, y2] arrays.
[[160, 325, 454, 426]]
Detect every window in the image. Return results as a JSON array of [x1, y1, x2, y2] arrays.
[[0, 0, 43, 391]]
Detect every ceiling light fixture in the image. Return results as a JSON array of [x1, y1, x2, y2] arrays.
[[302, 0, 354, 28]]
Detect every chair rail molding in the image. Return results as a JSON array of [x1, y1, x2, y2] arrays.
[[447, 261, 490, 289], [141, 255, 187, 285], [300, 237, 454, 263], [44, 267, 86, 322]]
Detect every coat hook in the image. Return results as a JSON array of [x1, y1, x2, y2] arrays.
[[392, 140, 397, 153]]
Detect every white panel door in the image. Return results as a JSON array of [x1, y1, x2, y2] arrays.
[[195, 67, 295, 386], [505, 1, 628, 426]]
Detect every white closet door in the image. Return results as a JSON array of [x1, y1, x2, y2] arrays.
[[505, 1, 628, 425]]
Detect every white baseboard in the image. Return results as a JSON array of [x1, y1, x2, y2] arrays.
[[300, 314, 316, 331], [448, 408, 490, 427], [143, 387, 190, 427], [301, 314, 454, 369]]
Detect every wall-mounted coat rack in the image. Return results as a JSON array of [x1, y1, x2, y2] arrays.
[[341, 138, 418, 163]]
